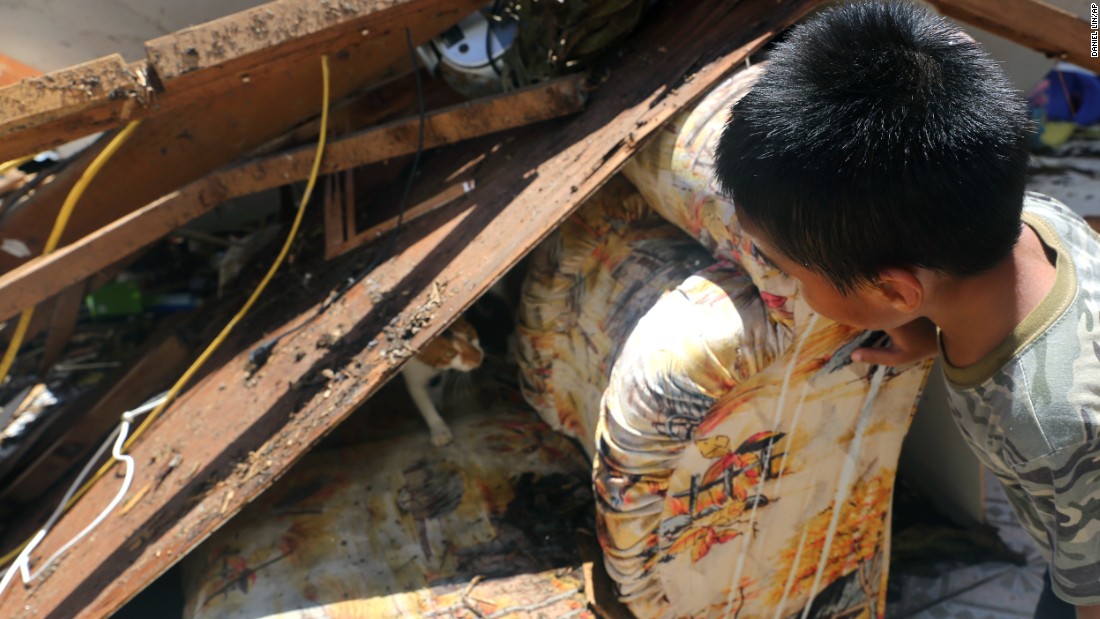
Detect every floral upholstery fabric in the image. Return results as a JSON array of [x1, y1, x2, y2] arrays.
[[622, 64, 801, 334], [517, 176, 716, 456]]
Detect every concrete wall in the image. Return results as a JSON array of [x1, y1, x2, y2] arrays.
[[0, 0, 270, 73]]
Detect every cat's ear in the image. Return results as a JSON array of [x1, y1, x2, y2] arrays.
[[450, 318, 468, 337], [416, 337, 454, 368]]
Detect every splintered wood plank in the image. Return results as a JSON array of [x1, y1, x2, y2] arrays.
[[332, 179, 474, 258], [0, 76, 587, 323], [0, 2, 824, 617], [0, 0, 482, 275], [0, 0, 481, 166], [927, 0, 1100, 73], [147, 0, 431, 91], [0, 55, 147, 160], [323, 174, 349, 258], [35, 283, 86, 374]]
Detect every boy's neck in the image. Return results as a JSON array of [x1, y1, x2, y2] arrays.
[[929, 223, 1058, 369]]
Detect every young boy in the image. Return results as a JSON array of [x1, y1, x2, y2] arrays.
[[713, 2, 1100, 618]]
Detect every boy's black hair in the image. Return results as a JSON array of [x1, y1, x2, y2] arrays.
[[714, 1, 1031, 292]]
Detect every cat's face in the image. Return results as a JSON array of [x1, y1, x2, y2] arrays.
[[416, 317, 484, 371]]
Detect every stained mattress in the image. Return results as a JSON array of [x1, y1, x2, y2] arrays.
[[181, 409, 595, 619]]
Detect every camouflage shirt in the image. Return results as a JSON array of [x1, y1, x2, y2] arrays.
[[941, 192, 1100, 605]]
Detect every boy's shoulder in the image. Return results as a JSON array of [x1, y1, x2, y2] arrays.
[[967, 195, 1100, 604], [947, 192, 1100, 461], [1022, 191, 1099, 260], [1021, 191, 1100, 346]]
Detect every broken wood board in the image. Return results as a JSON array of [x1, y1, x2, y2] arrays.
[[0, 1, 825, 617], [0, 0, 483, 164], [927, 0, 1100, 73], [0, 56, 147, 162], [328, 179, 474, 259], [0, 76, 587, 324], [146, 0, 448, 92], [0, 0, 481, 275], [35, 283, 86, 375], [323, 172, 354, 259]]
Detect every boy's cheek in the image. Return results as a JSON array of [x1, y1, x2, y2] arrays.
[[801, 290, 879, 330]]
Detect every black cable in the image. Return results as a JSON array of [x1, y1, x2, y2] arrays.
[[249, 27, 427, 372], [486, 0, 505, 78]]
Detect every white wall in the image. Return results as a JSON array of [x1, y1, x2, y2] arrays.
[[921, 0, 1095, 95], [904, 0, 1094, 524]]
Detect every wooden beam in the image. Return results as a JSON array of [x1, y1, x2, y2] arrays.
[[0, 0, 481, 274], [221, 74, 588, 197], [0, 54, 40, 88], [146, 0, 447, 93], [0, 76, 588, 324], [926, 0, 1100, 73], [0, 2, 824, 617], [0, 185, 221, 326], [0, 56, 147, 160], [0, 0, 484, 163], [36, 283, 86, 375]]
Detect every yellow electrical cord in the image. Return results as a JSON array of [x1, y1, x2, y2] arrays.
[[0, 122, 142, 569], [0, 121, 143, 387], [0, 155, 33, 177], [0, 55, 331, 572], [120, 54, 330, 455]]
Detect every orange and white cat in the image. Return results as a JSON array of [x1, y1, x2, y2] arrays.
[[401, 317, 484, 446]]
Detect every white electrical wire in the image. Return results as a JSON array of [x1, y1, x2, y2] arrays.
[[0, 391, 167, 595]]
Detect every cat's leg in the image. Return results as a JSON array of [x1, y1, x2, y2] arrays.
[[401, 361, 454, 446]]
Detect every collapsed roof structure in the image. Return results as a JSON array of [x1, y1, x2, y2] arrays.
[[0, 0, 1091, 617]]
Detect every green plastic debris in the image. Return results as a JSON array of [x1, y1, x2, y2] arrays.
[[85, 280, 143, 318]]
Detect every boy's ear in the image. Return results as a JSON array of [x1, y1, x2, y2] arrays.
[[873, 267, 924, 312]]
